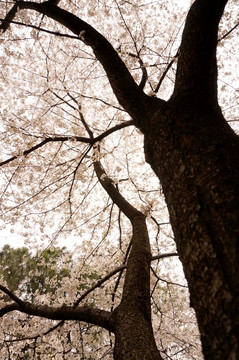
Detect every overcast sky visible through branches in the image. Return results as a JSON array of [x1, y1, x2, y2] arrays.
[[0, 0, 195, 251], [0, 0, 238, 252]]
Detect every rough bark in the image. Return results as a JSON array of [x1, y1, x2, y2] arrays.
[[144, 99, 239, 360], [142, 1, 239, 358]]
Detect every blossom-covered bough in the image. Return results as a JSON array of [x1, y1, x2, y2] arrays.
[[0, 0, 238, 359]]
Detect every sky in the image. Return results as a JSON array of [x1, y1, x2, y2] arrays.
[[2, 0, 239, 253], [0, 0, 194, 250]]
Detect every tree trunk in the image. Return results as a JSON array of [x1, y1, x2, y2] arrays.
[[93, 160, 163, 359], [113, 305, 162, 360], [112, 216, 162, 360], [144, 99, 239, 360]]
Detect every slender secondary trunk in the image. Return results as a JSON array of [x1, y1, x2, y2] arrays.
[[93, 160, 163, 359], [113, 305, 161, 360], [144, 99, 239, 360], [112, 215, 162, 360]]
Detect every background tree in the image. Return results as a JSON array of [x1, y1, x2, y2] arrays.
[[0, 245, 72, 301], [0, 0, 238, 359], [0, 245, 199, 358]]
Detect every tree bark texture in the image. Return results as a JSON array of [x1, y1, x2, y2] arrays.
[[142, 1, 239, 358], [144, 98, 239, 360]]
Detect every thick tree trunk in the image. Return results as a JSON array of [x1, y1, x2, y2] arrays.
[[144, 99, 239, 360]]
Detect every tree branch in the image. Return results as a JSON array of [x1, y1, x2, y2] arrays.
[[151, 252, 178, 261], [14, 1, 149, 122], [94, 120, 136, 142], [0, 1, 19, 32], [0, 284, 24, 306], [0, 297, 113, 332], [0, 251, 178, 336], [173, 0, 228, 106], [0, 120, 135, 167], [0, 17, 79, 39], [154, 57, 176, 94], [74, 251, 179, 306], [74, 264, 126, 307], [0, 303, 19, 317], [218, 21, 239, 42], [93, 150, 141, 220]]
